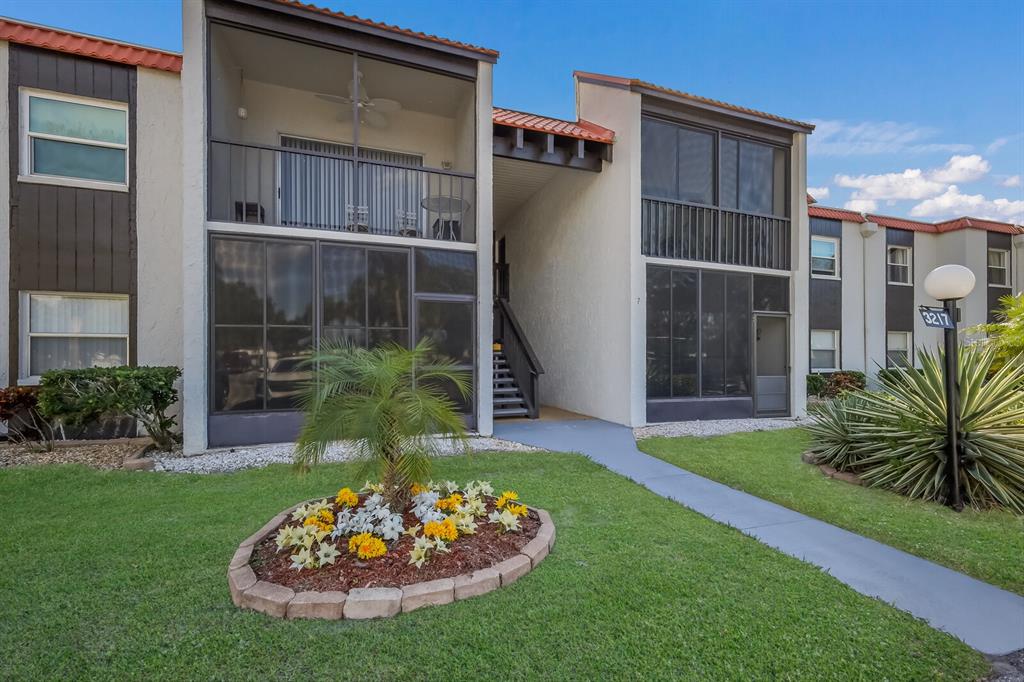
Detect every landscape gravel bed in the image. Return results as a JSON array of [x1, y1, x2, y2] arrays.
[[634, 417, 812, 440], [156, 436, 543, 474]]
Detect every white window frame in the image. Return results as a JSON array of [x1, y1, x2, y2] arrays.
[[886, 331, 912, 368], [887, 245, 913, 286], [810, 236, 840, 279], [810, 329, 840, 372], [987, 248, 1010, 287], [18, 88, 129, 192], [18, 291, 131, 385]]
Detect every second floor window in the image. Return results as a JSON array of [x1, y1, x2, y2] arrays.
[[887, 246, 912, 285], [988, 249, 1010, 287], [19, 89, 128, 190], [811, 237, 839, 277]]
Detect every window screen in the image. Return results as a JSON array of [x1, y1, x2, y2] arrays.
[[24, 294, 129, 378]]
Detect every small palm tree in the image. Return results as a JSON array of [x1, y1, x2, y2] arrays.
[[294, 340, 471, 507]]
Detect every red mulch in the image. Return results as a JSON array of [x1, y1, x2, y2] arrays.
[[250, 496, 541, 592]]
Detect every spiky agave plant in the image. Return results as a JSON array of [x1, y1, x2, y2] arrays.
[[841, 345, 1024, 512], [294, 340, 471, 507], [805, 393, 874, 471]]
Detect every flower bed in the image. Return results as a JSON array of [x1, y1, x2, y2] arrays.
[[228, 480, 555, 619]]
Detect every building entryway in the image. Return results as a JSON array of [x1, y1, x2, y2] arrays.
[[754, 315, 788, 416]]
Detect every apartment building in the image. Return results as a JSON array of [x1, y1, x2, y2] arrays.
[[807, 202, 1023, 379], [1, 2, 1020, 452]]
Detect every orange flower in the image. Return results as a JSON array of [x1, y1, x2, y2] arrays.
[[423, 517, 458, 542]]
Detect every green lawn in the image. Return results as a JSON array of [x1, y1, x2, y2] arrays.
[[640, 429, 1024, 596], [1, 452, 989, 680]]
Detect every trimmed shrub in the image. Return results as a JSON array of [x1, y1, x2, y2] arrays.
[[37, 366, 182, 450], [806, 373, 827, 398], [823, 370, 866, 397]]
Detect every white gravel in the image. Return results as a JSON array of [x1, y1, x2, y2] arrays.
[[154, 436, 542, 474], [634, 416, 812, 440]]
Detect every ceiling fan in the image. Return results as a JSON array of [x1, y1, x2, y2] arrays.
[[315, 71, 401, 129]]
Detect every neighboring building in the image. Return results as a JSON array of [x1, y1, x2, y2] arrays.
[[1, 4, 1021, 452], [807, 204, 1024, 380], [0, 19, 183, 395]]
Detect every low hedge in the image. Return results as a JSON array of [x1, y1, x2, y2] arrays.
[[807, 370, 866, 398], [37, 366, 182, 450]]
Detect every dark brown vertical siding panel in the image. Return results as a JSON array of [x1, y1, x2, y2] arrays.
[[111, 66, 130, 102], [75, 59, 94, 96], [56, 54, 76, 94], [110, 191, 131, 294], [36, 186, 59, 290], [13, 184, 39, 289], [127, 67, 137, 366], [35, 51, 58, 90], [75, 189, 95, 291], [92, 61, 112, 100], [93, 192, 113, 293], [8, 47, 20, 383], [56, 186, 77, 291]]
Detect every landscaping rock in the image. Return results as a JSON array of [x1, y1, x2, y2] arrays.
[[242, 513, 287, 547], [123, 455, 155, 471], [800, 451, 817, 465], [494, 554, 531, 586], [287, 591, 346, 620], [241, 581, 294, 618], [343, 587, 402, 619], [453, 568, 500, 600], [228, 545, 252, 571], [228, 566, 256, 606], [534, 518, 555, 550], [401, 578, 454, 612], [520, 535, 549, 568], [820, 464, 838, 478], [832, 470, 862, 486]]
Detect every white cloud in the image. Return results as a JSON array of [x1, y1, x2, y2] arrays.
[[843, 198, 878, 212], [834, 154, 992, 204], [987, 133, 1022, 155], [928, 154, 990, 183], [1001, 175, 1021, 188], [808, 119, 972, 157], [807, 186, 830, 200], [910, 186, 1024, 223]]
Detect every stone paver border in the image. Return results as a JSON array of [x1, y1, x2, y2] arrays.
[[228, 500, 555, 620]]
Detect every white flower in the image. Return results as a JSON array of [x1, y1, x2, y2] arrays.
[[316, 543, 340, 566], [290, 547, 313, 570], [378, 513, 405, 541]]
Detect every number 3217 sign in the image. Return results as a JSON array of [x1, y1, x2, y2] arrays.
[[919, 306, 955, 329]]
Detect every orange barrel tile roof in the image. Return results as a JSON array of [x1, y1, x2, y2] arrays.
[[0, 18, 182, 72], [493, 108, 615, 144], [809, 204, 1022, 235]]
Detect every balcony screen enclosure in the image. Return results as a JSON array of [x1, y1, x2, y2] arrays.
[[211, 235, 476, 418], [646, 265, 789, 419]]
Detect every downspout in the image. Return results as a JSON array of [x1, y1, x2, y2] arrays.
[[859, 216, 879, 381]]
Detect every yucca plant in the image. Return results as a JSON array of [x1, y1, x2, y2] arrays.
[[805, 393, 873, 471], [294, 340, 471, 507], [813, 345, 1024, 513]]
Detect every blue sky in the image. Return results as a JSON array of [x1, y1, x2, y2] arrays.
[[3, 0, 1022, 222]]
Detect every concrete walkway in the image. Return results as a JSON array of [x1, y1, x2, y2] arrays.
[[494, 418, 1024, 656]]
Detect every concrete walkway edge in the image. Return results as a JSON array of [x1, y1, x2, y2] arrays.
[[494, 418, 1024, 656]]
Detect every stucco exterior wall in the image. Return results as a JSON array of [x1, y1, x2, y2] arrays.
[[497, 81, 639, 426], [474, 61, 493, 436], [790, 134, 810, 417], [181, 0, 208, 453], [0, 40, 9, 391], [862, 223, 888, 381], [838, 220, 865, 371], [136, 67, 183, 373], [913, 228, 944, 355]]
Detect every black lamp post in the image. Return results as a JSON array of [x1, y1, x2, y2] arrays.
[[923, 264, 976, 512]]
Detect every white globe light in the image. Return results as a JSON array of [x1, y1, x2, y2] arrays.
[[924, 264, 976, 301]]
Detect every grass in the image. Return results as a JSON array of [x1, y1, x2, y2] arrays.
[[1, 452, 989, 680], [640, 429, 1024, 596]]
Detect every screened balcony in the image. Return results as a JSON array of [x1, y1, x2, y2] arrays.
[[207, 24, 477, 243], [640, 116, 791, 270]]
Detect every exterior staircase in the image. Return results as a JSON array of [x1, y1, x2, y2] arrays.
[[492, 348, 529, 418]]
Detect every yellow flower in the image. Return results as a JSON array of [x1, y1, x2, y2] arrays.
[[435, 493, 464, 512], [335, 487, 359, 508], [507, 503, 528, 518], [304, 514, 334, 534], [423, 517, 458, 542], [410, 482, 427, 497], [495, 490, 519, 509], [347, 532, 387, 559]]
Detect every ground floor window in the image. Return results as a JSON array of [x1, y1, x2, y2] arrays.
[[886, 331, 912, 368], [19, 292, 129, 382], [210, 235, 476, 415], [810, 329, 839, 371], [646, 267, 788, 400]]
